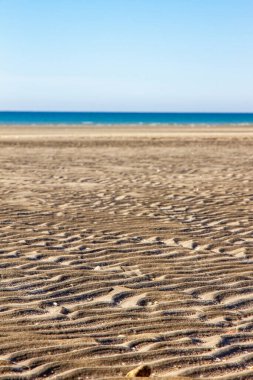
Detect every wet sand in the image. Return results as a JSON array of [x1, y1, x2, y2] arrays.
[[0, 125, 253, 379]]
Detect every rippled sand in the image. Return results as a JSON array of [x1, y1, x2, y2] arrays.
[[0, 125, 253, 380]]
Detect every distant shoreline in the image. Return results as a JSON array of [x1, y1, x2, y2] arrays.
[[1, 124, 253, 140], [1, 123, 253, 127]]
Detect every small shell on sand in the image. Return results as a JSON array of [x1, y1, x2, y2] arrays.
[[126, 364, 151, 377]]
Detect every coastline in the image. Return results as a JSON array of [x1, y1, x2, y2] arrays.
[[1, 123, 253, 137]]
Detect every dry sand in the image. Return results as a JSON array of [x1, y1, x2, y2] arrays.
[[0, 125, 253, 379]]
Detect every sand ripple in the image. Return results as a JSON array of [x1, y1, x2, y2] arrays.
[[0, 127, 253, 379]]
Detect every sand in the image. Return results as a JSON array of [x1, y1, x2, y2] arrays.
[[0, 125, 253, 380]]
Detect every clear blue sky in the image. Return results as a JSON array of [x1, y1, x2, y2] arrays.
[[1, 0, 253, 112]]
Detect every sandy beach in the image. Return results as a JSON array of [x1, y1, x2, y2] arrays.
[[1, 125, 253, 380]]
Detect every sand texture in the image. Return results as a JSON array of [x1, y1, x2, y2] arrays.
[[0, 125, 253, 379]]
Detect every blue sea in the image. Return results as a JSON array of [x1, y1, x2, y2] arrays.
[[0, 112, 253, 125]]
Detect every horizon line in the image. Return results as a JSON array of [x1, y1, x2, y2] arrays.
[[1, 110, 253, 114]]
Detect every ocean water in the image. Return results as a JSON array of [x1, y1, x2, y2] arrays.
[[0, 112, 253, 125]]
